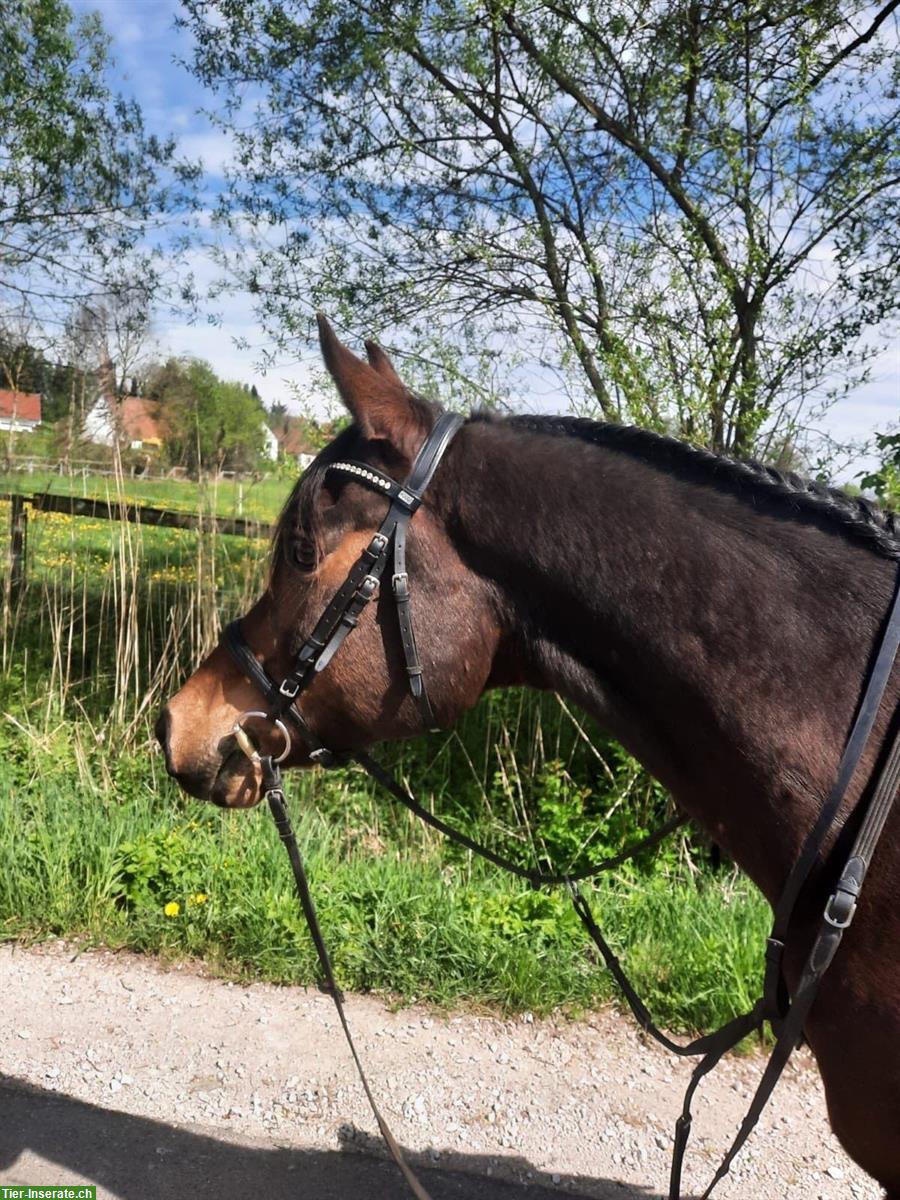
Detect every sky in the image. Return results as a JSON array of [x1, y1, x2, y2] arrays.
[[70, 0, 323, 413], [71, 0, 898, 475]]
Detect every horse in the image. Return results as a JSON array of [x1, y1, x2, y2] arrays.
[[157, 316, 900, 1196]]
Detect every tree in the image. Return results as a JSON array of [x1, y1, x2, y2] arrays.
[[0, 310, 79, 423], [860, 432, 900, 509], [184, 0, 899, 454], [267, 399, 288, 433], [0, 305, 43, 394], [68, 292, 155, 402], [149, 358, 268, 475], [0, 0, 196, 327]]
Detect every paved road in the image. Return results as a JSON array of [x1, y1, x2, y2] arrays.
[[0, 1078, 644, 1200]]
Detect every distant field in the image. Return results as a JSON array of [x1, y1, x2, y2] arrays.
[[0, 497, 270, 591], [0, 468, 297, 524]]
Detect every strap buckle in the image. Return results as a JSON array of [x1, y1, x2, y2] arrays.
[[279, 678, 300, 699], [357, 574, 379, 601], [309, 746, 336, 767], [392, 571, 409, 600], [824, 887, 858, 929]]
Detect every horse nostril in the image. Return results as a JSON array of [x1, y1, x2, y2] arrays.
[[155, 708, 173, 767], [153, 706, 217, 800]]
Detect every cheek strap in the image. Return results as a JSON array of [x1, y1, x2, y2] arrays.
[[222, 410, 464, 757]]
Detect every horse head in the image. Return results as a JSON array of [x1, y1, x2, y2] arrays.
[[156, 316, 501, 807]]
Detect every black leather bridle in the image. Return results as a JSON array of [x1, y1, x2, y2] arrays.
[[219, 409, 900, 1200], [222, 410, 463, 767]]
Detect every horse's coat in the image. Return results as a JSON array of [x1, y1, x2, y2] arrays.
[[158, 319, 900, 1194]]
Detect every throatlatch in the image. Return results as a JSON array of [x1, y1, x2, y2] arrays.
[[224, 408, 900, 1200]]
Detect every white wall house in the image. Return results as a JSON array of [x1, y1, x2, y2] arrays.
[[0, 389, 41, 433], [262, 424, 279, 461]]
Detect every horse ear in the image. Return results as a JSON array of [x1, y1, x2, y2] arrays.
[[317, 314, 423, 452], [364, 339, 404, 387]]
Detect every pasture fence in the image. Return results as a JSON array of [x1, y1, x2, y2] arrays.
[[2, 491, 274, 600]]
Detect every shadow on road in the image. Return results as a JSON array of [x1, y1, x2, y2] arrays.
[[0, 1073, 671, 1200]]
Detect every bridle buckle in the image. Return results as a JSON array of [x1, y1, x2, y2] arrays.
[[358, 574, 379, 600], [824, 887, 858, 929]]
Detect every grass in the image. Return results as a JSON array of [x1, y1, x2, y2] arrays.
[[0, 459, 775, 1036], [0, 723, 770, 1030], [0, 467, 293, 523]]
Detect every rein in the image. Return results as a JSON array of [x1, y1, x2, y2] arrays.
[[222, 413, 900, 1199]]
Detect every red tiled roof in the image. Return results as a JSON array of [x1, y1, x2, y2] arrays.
[[119, 397, 164, 444], [276, 419, 319, 456], [0, 389, 41, 423]]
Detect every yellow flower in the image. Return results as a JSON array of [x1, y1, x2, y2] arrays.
[[188, 892, 208, 905], [163, 901, 180, 918]]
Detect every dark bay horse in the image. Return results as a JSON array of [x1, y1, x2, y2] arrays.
[[158, 317, 900, 1195]]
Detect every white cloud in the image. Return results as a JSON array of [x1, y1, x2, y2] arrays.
[[177, 131, 236, 177], [817, 340, 900, 475]]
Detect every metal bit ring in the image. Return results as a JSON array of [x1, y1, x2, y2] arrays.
[[232, 711, 291, 764]]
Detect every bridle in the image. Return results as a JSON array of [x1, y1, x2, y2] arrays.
[[222, 410, 463, 767], [219, 408, 900, 1200]]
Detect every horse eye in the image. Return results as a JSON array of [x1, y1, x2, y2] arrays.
[[292, 535, 318, 573]]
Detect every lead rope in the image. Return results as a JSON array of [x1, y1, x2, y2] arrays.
[[260, 753, 695, 1195], [261, 754, 437, 1200]]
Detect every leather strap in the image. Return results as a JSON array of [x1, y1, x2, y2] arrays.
[[221, 405, 900, 1200], [355, 749, 686, 886], [684, 719, 900, 1200], [262, 757, 436, 1200], [763, 567, 900, 1019]]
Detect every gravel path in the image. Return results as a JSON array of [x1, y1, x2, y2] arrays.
[[0, 941, 881, 1199]]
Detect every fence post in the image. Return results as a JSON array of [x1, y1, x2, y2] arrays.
[[9, 494, 26, 600]]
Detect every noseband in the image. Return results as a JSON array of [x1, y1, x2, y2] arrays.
[[222, 410, 463, 763]]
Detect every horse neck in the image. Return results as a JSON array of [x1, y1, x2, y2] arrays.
[[447, 420, 897, 901]]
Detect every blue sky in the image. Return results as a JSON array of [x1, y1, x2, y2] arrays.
[[71, 0, 322, 412], [73, 0, 898, 472]]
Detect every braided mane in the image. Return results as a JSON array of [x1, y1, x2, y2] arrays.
[[504, 415, 900, 561]]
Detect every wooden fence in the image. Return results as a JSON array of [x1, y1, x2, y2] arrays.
[[3, 491, 275, 599]]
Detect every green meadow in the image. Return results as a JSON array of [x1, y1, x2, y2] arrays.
[[0, 465, 290, 523], [0, 470, 770, 1035]]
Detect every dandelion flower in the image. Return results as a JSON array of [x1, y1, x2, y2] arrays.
[[188, 892, 208, 905], [163, 901, 180, 918]]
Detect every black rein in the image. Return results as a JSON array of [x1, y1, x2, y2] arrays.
[[221, 411, 900, 1200]]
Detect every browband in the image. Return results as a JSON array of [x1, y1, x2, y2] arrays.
[[224, 411, 463, 756]]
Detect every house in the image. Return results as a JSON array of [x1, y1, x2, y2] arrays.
[[262, 424, 279, 461], [83, 392, 165, 451], [119, 396, 165, 450], [276, 417, 319, 470], [0, 389, 41, 433]]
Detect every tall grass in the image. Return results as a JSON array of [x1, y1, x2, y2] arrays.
[[0, 461, 772, 1032], [0, 724, 769, 1029]]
